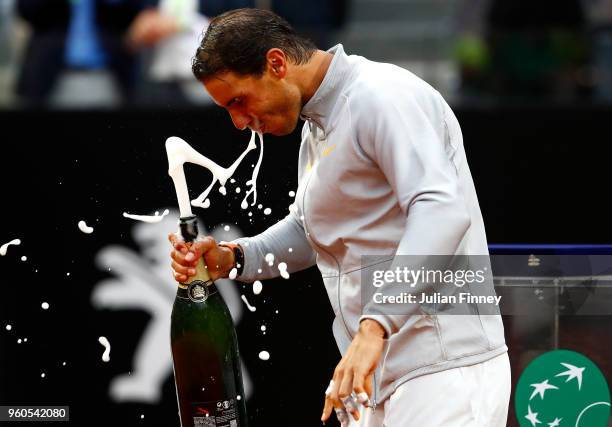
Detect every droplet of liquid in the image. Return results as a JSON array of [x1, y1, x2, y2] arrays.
[[0, 238, 21, 256], [5, 324, 11, 331], [98, 336, 111, 362], [229, 268, 238, 280], [264, 208, 272, 215], [41, 302, 49, 310], [289, 191, 296, 197], [41, 373, 46, 378], [235, 187, 241, 194], [241, 295, 256, 312], [21, 256, 27, 262], [224, 225, 230, 231], [260, 325, 266, 331], [278, 262, 290, 279], [265, 253, 274, 266], [253, 281, 263, 295], [78, 220, 94, 234], [258, 351, 270, 361]]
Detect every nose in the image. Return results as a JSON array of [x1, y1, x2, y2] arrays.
[[228, 110, 251, 131]]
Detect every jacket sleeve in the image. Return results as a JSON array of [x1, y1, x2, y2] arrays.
[[231, 210, 317, 282], [352, 88, 471, 337]]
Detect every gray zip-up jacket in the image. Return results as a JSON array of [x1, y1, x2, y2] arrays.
[[233, 44, 508, 404]]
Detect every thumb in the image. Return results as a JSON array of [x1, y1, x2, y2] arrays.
[[185, 236, 216, 262]]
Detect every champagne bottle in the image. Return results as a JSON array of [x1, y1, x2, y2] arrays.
[[171, 215, 248, 427]]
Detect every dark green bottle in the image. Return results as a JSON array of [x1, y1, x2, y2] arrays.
[[171, 215, 248, 427]]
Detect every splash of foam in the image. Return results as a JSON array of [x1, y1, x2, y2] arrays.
[[78, 220, 94, 234], [240, 132, 264, 210], [241, 295, 256, 312], [278, 262, 290, 279], [0, 239, 21, 256], [265, 253, 274, 267], [123, 210, 170, 223], [98, 336, 111, 362], [166, 132, 259, 217]]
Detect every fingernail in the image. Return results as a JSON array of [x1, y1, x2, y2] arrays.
[[357, 392, 370, 406], [185, 253, 194, 261], [188, 269, 196, 275]]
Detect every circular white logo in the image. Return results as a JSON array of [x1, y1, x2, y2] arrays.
[[188, 281, 209, 303]]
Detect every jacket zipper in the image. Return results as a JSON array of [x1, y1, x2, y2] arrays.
[[300, 129, 378, 408]]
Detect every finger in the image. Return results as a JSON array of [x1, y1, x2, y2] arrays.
[[171, 250, 192, 266], [321, 397, 334, 422], [338, 368, 354, 401], [171, 261, 196, 277], [173, 271, 187, 283], [334, 407, 350, 427], [329, 365, 344, 407], [353, 372, 372, 407], [168, 233, 187, 254], [187, 236, 216, 261], [340, 395, 360, 421], [365, 373, 373, 396], [338, 370, 360, 421], [321, 379, 336, 422]]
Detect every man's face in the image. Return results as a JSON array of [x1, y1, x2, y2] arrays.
[[203, 69, 302, 136]]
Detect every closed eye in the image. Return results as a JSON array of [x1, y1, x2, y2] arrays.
[[226, 97, 241, 108]]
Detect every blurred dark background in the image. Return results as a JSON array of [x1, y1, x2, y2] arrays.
[[1, 0, 612, 426]]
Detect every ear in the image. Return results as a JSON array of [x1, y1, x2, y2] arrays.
[[265, 48, 288, 78]]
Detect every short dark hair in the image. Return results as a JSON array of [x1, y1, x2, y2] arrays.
[[192, 8, 317, 81]]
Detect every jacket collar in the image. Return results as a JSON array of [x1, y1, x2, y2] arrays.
[[300, 44, 352, 137]]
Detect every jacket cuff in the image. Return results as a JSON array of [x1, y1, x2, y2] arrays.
[[230, 237, 256, 282], [359, 315, 398, 339]]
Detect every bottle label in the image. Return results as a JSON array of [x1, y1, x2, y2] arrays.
[[190, 398, 240, 427]]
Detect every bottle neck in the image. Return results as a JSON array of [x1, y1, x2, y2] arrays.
[[178, 216, 212, 286], [179, 215, 199, 243]]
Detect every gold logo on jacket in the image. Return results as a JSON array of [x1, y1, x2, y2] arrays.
[[322, 144, 336, 157]]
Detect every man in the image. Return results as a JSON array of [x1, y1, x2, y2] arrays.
[[169, 8, 511, 426]]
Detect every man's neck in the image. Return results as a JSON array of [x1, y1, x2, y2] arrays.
[[296, 50, 334, 107]]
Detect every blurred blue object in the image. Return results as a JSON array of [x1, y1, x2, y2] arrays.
[[65, 0, 107, 68]]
